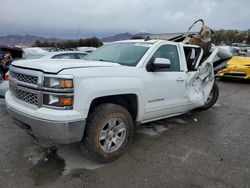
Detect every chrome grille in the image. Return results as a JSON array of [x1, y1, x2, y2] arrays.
[[9, 66, 74, 110], [11, 72, 38, 85], [10, 85, 38, 106]]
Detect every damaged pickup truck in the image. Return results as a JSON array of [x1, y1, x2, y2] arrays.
[[6, 38, 231, 163]]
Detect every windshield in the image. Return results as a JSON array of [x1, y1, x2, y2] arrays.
[[84, 42, 151, 66]]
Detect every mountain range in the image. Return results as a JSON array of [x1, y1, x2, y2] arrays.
[[0, 35, 61, 47], [0, 33, 151, 47], [101, 32, 151, 42]]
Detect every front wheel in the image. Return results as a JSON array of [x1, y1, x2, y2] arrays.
[[82, 103, 134, 163], [199, 81, 219, 110]]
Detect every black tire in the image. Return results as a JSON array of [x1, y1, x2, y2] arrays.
[[82, 103, 134, 163], [198, 81, 219, 110]]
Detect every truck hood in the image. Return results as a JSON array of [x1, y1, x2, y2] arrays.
[[12, 59, 121, 73]]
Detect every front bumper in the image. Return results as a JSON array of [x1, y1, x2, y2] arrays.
[[217, 67, 250, 79], [6, 92, 86, 146]]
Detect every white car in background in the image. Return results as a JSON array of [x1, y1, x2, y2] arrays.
[[39, 51, 88, 59], [77, 47, 97, 53], [0, 51, 89, 97]]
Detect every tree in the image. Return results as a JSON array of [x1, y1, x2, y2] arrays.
[[212, 30, 250, 45], [32, 37, 103, 48], [32, 40, 42, 47]]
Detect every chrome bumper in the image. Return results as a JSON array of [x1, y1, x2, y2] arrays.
[[7, 106, 86, 146]]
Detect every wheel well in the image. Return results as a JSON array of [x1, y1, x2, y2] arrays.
[[89, 94, 138, 121]]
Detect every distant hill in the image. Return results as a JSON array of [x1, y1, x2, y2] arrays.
[[0, 32, 152, 47], [0, 35, 61, 47], [101, 32, 151, 42], [101, 33, 133, 43]]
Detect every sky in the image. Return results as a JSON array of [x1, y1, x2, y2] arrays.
[[0, 0, 249, 39]]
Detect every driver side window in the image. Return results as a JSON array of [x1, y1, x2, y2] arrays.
[[150, 44, 180, 71]]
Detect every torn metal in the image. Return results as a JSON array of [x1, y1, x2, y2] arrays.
[[150, 19, 233, 73]]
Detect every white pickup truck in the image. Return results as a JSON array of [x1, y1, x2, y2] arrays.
[[6, 40, 229, 163]]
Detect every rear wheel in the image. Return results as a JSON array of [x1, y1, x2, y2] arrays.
[[82, 103, 134, 163], [199, 81, 219, 110]]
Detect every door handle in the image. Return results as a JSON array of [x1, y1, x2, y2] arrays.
[[176, 77, 185, 81]]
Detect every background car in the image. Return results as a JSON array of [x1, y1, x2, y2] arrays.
[[39, 51, 88, 59], [217, 52, 250, 79], [0, 46, 23, 97], [77, 47, 97, 53]]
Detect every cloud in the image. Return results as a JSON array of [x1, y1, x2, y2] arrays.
[[0, 0, 249, 38]]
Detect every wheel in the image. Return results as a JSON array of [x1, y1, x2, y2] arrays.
[[199, 81, 219, 110], [82, 103, 134, 163]]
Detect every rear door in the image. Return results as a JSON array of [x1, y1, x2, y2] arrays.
[[184, 45, 214, 105]]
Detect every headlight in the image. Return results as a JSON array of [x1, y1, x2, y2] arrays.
[[43, 93, 73, 109], [43, 76, 74, 89], [42, 75, 74, 109]]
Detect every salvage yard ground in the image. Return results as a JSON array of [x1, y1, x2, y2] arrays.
[[0, 80, 250, 188]]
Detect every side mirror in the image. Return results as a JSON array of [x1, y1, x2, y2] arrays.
[[151, 58, 171, 71]]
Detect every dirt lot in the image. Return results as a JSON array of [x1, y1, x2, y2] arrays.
[[0, 80, 250, 188]]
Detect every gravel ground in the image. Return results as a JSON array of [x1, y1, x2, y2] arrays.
[[0, 80, 250, 188]]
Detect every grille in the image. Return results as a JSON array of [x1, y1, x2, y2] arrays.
[[11, 72, 38, 85], [10, 85, 38, 106]]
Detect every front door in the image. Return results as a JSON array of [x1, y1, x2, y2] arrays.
[[143, 44, 187, 121]]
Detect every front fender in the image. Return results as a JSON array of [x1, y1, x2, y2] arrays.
[[73, 77, 145, 120]]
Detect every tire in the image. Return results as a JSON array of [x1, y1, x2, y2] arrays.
[[82, 103, 134, 163], [199, 81, 219, 110]]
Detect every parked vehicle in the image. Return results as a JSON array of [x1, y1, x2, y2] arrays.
[[6, 39, 231, 163], [217, 52, 250, 79], [22, 47, 47, 59], [39, 51, 88, 59], [0, 46, 23, 76], [0, 46, 23, 97], [0, 46, 23, 60], [77, 47, 97, 53]]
